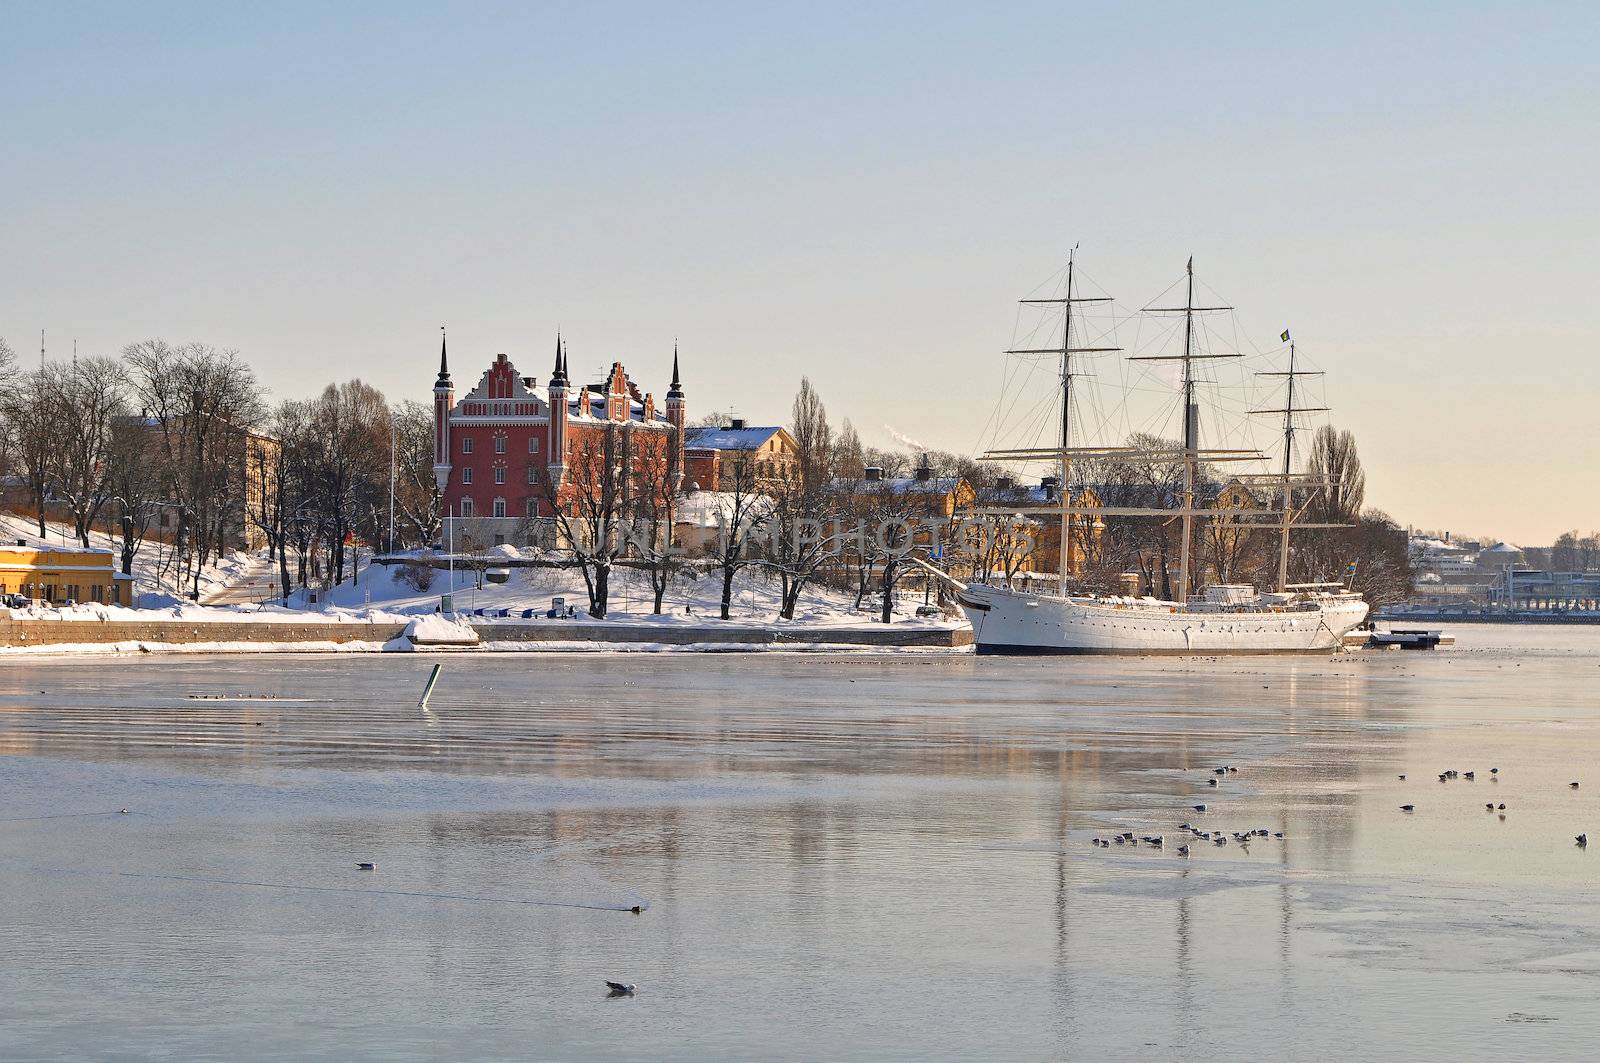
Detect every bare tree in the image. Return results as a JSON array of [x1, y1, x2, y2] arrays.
[[123, 341, 264, 598], [104, 413, 163, 576], [537, 426, 626, 617], [301, 381, 390, 586], [1, 368, 57, 536], [761, 476, 841, 620], [1306, 426, 1365, 523], [626, 424, 681, 614], [702, 450, 770, 620], [790, 377, 832, 491], [689, 409, 738, 428], [391, 400, 442, 547], [49, 357, 127, 547], [833, 418, 864, 479]]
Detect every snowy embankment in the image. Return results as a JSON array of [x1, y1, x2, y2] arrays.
[[9, 546, 963, 629], [0, 540, 970, 654]]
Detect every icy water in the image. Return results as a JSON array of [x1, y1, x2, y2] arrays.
[[4, 629, 1600, 1061]]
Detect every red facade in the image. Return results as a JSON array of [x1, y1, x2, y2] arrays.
[[433, 342, 685, 522]]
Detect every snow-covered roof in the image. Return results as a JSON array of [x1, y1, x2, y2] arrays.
[[828, 475, 964, 497], [684, 426, 782, 451], [674, 490, 775, 527]]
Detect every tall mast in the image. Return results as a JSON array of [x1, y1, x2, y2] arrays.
[[1009, 248, 1118, 594], [1057, 251, 1076, 590], [1177, 258, 1197, 605], [1278, 341, 1297, 591], [1253, 332, 1328, 592], [1126, 260, 1235, 604]]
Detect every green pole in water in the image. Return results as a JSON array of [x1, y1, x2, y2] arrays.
[[418, 663, 443, 709]]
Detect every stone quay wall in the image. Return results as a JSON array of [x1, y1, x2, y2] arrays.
[[0, 617, 971, 650]]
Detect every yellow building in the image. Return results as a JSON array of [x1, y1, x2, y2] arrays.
[[0, 542, 134, 606]]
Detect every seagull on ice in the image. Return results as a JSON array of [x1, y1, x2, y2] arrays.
[[1400, 805, 1415, 813], [606, 981, 636, 996], [356, 862, 376, 871], [1193, 805, 1207, 813]]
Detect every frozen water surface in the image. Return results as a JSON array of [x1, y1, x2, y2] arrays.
[[3, 626, 1600, 1060]]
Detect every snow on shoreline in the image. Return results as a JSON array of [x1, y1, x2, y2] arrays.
[[4, 547, 964, 629], [0, 639, 971, 658]]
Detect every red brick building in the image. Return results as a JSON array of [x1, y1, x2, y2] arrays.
[[432, 334, 685, 539]]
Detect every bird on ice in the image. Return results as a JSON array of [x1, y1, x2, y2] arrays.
[[606, 981, 636, 996], [1400, 805, 1415, 813]]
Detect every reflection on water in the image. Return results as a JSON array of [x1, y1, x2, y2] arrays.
[[4, 627, 1600, 1060]]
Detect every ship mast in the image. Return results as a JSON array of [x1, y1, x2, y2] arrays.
[[1131, 258, 1235, 604], [1253, 333, 1328, 591], [1010, 247, 1117, 593], [1178, 258, 1197, 604]]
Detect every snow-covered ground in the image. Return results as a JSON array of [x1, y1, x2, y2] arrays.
[[1, 524, 962, 632], [281, 552, 958, 629], [0, 512, 257, 604]]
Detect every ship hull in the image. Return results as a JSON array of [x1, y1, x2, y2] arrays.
[[959, 584, 1368, 656]]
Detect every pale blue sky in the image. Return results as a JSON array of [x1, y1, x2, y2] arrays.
[[2, 1, 1595, 542]]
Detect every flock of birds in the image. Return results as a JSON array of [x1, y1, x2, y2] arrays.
[[1088, 764, 1592, 855], [1087, 766, 1291, 857], [1403, 768, 1589, 847]]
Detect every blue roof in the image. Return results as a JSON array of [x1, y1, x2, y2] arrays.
[[684, 426, 782, 451]]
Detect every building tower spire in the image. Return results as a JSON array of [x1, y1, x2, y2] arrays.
[[667, 340, 683, 399], [432, 326, 455, 494], [665, 340, 687, 490]]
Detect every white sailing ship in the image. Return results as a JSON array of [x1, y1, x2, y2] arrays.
[[946, 254, 1368, 655]]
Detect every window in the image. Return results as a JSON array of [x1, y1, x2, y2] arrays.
[[494, 467, 505, 485], [462, 437, 473, 454], [526, 465, 536, 484], [460, 498, 474, 517], [494, 436, 506, 454], [462, 468, 473, 485], [528, 437, 539, 454], [493, 498, 506, 517], [526, 497, 539, 517]]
